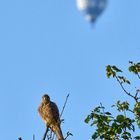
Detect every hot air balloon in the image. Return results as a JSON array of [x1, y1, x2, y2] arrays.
[[77, 0, 107, 24]]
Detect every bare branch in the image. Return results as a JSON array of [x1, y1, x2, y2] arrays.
[[128, 109, 134, 113], [33, 135, 35, 140], [42, 127, 49, 140], [137, 73, 140, 79], [60, 94, 70, 118], [135, 89, 140, 100], [65, 132, 73, 140]]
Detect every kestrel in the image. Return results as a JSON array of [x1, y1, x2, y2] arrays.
[[38, 94, 64, 140]]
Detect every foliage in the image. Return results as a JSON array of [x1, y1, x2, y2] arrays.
[[85, 62, 140, 140]]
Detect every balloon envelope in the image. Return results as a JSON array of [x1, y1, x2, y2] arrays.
[[77, 0, 107, 23]]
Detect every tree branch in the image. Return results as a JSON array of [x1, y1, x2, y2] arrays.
[[42, 127, 49, 140], [60, 94, 70, 118], [136, 73, 140, 80], [33, 135, 35, 140], [115, 76, 139, 102]]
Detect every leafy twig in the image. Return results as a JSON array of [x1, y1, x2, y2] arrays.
[[115, 76, 139, 102]]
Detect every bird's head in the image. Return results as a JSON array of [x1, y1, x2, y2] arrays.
[[42, 94, 50, 103]]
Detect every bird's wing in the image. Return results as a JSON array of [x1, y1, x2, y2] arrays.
[[51, 102, 60, 122]]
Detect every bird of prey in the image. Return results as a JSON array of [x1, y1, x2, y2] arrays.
[[38, 94, 64, 140]]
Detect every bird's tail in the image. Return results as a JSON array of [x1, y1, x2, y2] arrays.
[[55, 125, 64, 140]]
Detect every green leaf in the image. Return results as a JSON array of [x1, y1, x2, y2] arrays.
[[123, 131, 131, 137], [118, 76, 131, 84], [112, 66, 122, 72], [126, 80, 131, 84], [116, 115, 125, 123], [135, 136, 140, 140], [105, 112, 112, 115], [129, 62, 140, 74], [137, 119, 140, 128], [91, 120, 98, 126], [106, 65, 116, 78], [122, 134, 129, 139], [129, 61, 133, 64], [92, 132, 98, 140], [117, 127, 122, 134], [85, 115, 92, 123]]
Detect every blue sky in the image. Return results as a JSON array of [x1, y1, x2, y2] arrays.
[[0, 0, 140, 140]]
